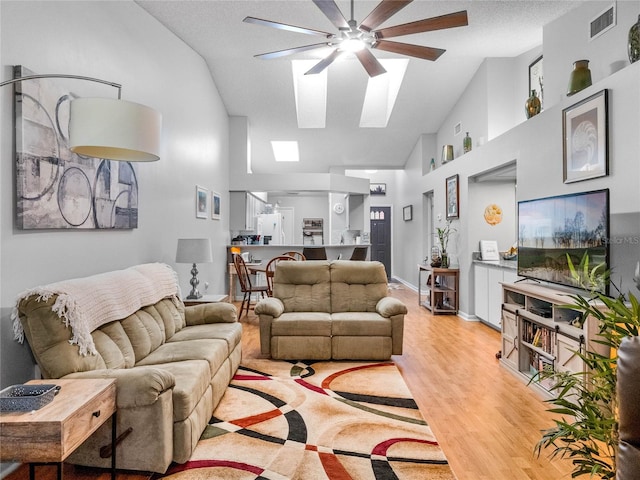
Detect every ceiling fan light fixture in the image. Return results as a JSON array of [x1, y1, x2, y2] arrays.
[[340, 38, 366, 53]]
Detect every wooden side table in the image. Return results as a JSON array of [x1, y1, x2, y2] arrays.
[[418, 264, 459, 314], [183, 294, 229, 306], [0, 378, 117, 480]]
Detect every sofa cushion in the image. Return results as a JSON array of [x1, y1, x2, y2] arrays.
[[95, 322, 136, 368], [272, 261, 331, 312], [330, 313, 391, 336], [330, 260, 388, 313], [121, 310, 167, 363], [271, 312, 333, 336], [149, 360, 211, 422], [168, 323, 242, 356], [136, 338, 229, 378], [143, 299, 185, 339], [271, 336, 332, 360]]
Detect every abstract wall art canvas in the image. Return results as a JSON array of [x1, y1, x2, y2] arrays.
[[14, 66, 139, 229]]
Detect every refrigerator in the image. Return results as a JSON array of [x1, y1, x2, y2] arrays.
[[256, 213, 285, 244]]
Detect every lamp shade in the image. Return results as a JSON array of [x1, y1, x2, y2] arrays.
[[176, 238, 213, 264], [69, 97, 162, 162]]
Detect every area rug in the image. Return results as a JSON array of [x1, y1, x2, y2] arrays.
[[154, 359, 455, 480]]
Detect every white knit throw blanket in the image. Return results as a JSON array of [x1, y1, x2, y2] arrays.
[[12, 263, 181, 356]]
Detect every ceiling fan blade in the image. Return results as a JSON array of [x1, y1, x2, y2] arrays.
[[312, 0, 349, 30], [373, 40, 445, 61], [375, 10, 468, 39], [354, 49, 387, 77], [305, 49, 342, 75], [256, 43, 331, 60], [243, 16, 334, 37], [359, 0, 413, 32]]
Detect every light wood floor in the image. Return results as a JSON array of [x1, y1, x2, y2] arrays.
[[4, 284, 574, 480]]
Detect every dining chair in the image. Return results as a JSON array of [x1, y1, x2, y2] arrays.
[[232, 253, 269, 319], [265, 255, 296, 296], [282, 251, 306, 261], [302, 246, 327, 260], [349, 246, 369, 261]]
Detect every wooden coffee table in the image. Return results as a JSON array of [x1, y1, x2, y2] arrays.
[[0, 378, 117, 480]]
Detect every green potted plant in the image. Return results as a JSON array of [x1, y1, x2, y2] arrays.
[[534, 254, 640, 478], [436, 221, 455, 268]]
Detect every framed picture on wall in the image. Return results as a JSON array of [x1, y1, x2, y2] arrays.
[[211, 191, 221, 220], [370, 183, 386, 195], [528, 55, 543, 109], [196, 185, 209, 219], [446, 174, 459, 220], [563, 89, 608, 183], [403, 205, 413, 221]]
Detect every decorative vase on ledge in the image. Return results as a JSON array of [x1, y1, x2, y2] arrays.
[[629, 14, 640, 64], [441, 252, 450, 269], [567, 59, 592, 96], [525, 90, 541, 118], [463, 132, 472, 153]]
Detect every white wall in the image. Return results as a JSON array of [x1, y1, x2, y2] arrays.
[[405, 1, 640, 317], [0, 1, 230, 392], [468, 181, 517, 254]]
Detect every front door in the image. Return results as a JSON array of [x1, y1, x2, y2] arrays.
[[370, 206, 391, 278]]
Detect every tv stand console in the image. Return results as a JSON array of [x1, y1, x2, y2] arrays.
[[500, 282, 607, 397]]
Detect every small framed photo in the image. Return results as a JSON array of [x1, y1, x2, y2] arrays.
[[563, 89, 608, 184], [528, 55, 543, 109], [196, 185, 209, 219], [403, 205, 413, 221], [211, 191, 221, 220], [446, 174, 459, 220], [370, 183, 386, 195]]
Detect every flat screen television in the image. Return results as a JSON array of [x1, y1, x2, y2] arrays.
[[517, 189, 609, 295]]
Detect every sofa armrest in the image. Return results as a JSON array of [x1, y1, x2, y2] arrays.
[[185, 302, 238, 326], [62, 367, 175, 408], [255, 297, 284, 318], [376, 297, 408, 318]]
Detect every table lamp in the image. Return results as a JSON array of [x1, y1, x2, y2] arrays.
[[176, 238, 213, 299]]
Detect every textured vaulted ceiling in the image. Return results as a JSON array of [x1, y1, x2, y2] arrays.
[[136, 0, 582, 174]]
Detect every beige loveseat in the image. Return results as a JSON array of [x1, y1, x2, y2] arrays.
[[255, 260, 406, 360], [13, 263, 241, 474]]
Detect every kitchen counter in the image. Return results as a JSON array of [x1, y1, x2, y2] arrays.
[[227, 244, 371, 262]]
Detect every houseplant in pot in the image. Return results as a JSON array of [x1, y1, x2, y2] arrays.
[[436, 221, 455, 268], [534, 255, 640, 478]]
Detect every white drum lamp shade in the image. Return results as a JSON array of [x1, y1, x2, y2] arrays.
[[176, 238, 214, 264], [70, 97, 162, 162], [176, 238, 213, 300]]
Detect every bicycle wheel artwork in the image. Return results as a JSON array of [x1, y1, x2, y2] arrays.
[[14, 66, 139, 229]]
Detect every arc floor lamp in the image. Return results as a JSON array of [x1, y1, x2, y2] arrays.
[[1, 70, 162, 162]]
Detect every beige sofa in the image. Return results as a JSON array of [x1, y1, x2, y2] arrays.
[[255, 260, 406, 360], [13, 263, 241, 474]]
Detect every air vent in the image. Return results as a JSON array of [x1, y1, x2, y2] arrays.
[[590, 4, 616, 41]]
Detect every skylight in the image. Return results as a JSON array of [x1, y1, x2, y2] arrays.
[[359, 59, 409, 128], [292, 60, 327, 128], [271, 141, 300, 162]]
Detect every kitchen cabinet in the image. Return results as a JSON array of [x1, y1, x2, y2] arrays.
[[474, 261, 519, 330], [347, 194, 364, 231], [230, 192, 265, 231]]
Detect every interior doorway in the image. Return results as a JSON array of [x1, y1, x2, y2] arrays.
[[370, 206, 391, 278]]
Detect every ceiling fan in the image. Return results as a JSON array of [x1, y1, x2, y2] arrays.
[[243, 0, 468, 77]]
